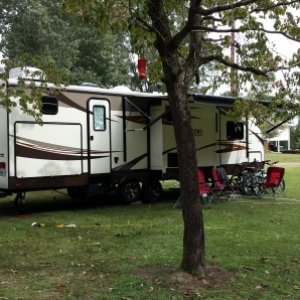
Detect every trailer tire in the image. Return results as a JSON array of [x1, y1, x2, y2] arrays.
[[67, 186, 89, 200], [142, 180, 163, 204], [119, 179, 141, 204]]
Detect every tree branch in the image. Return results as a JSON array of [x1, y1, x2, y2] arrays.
[[251, 0, 300, 13], [200, 0, 259, 16], [169, 0, 202, 51], [261, 28, 300, 43], [197, 26, 300, 43], [201, 55, 292, 76], [135, 15, 156, 33], [202, 15, 223, 22], [147, 0, 172, 44]]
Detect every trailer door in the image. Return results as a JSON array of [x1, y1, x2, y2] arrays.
[[0, 106, 8, 189], [88, 99, 111, 174]]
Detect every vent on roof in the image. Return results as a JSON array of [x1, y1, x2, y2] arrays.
[[9, 67, 45, 81]]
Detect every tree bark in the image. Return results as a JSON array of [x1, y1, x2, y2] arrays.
[[167, 81, 206, 275]]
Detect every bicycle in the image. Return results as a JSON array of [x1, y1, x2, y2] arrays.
[[229, 160, 285, 197], [229, 161, 257, 195]]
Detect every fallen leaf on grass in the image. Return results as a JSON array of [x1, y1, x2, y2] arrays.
[[66, 224, 76, 228], [79, 271, 87, 276], [255, 283, 269, 291]]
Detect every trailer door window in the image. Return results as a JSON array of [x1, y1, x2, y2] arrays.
[[227, 121, 244, 140], [41, 96, 58, 115], [93, 106, 106, 131]]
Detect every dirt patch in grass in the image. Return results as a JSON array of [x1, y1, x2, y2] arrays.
[[135, 263, 234, 296]]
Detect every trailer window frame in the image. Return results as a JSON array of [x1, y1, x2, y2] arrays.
[[226, 121, 244, 140], [93, 105, 106, 131], [40, 96, 58, 115]]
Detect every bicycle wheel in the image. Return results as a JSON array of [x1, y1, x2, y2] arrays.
[[241, 174, 253, 196], [251, 175, 266, 197], [229, 175, 242, 193]]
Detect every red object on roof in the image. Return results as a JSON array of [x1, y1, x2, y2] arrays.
[[137, 57, 147, 80]]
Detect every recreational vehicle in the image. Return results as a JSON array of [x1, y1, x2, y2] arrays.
[[0, 67, 264, 205]]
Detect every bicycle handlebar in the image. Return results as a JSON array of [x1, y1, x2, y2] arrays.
[[263, 160, 279, 166], [234, 160, 280, 173]]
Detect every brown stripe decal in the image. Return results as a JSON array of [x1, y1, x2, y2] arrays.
[[58, 93, 87, 113], [164, 142, 247, 156], [15, 136, 115, 160], [113, 153, 148, 171], [216, 144, 247, 153], [16, 136, 84, 153], [16, 144, 109, 160]]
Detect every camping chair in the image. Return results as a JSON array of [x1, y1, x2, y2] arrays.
[[263, 166, 286, 200], [211, 167, 236, 199], [197, 168, 215, 204], [173, 168, 215, 208], [211, 167, 225, 191]]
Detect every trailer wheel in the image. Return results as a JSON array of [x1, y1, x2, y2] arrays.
[[67, 186, 89, 200], [142, 180, 163, 204], [119, 179, 141, 204]]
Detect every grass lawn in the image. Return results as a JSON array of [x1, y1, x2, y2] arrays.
[[0, 159, 299, 299], [265, 151, 300, 163]]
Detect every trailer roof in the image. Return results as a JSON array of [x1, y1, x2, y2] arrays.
[[7, 78, 237, 107], [7, 78, 167, 98], [192, 94, 235, 107]]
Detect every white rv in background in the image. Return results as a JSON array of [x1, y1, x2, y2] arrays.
[[0, 67, 264, 205]]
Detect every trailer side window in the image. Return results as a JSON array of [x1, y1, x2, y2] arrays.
[[227, 121, 244, 140], [93, 106, 106, 131], [41, 96, 58, 115]]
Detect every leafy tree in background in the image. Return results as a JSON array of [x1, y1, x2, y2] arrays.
[[62, 0, 300, 276], [290, 120, 300, 149], [0, 0, 131, 87]]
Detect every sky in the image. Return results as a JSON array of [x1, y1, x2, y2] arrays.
[[268, 34, 299, 59]]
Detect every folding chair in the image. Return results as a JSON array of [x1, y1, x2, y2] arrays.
[[173, 168, 215, 208], [211, 167, 237, 199], [197, 168, 215, 204], [263, 166, 286, 200], [211, 167, 225, 191]]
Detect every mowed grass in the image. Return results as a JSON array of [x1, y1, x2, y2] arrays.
[[0, 155, 300, 299], [265, 151, 300, 163]]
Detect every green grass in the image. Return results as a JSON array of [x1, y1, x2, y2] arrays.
[[0, 164, 299, 299], [265, 152, 300, 163]]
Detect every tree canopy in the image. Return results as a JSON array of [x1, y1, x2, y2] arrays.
[[61, 1, 300, 121], [0, 0, 132, 87]]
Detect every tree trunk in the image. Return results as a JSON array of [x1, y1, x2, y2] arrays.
[[146, 0, 205, 275], [167, 83, 206, 275]]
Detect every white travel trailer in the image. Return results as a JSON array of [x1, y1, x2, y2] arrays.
[[0, 68, 265, 205]]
